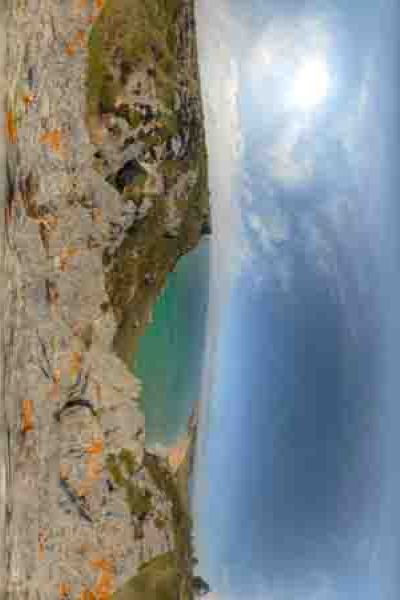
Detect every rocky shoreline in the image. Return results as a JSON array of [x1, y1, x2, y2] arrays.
[[1, 0, 209, 598]]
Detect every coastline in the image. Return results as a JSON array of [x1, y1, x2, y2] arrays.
[[1, 0, 208, 598]]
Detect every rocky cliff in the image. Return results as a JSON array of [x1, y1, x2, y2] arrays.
[[1, 0, 209, 598]]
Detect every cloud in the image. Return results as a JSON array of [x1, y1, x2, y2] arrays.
[[247, 212, 289, 251], [243, 14, 332, 185], [268, 121, 315, 184], [196, 0, 248, 293], [242, 208, 292, 291], [201, 571, 337, 600]]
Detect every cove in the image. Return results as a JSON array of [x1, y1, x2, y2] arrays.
[[132, 237, 210, 449]]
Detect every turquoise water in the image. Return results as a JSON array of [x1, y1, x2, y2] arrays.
[[132, 239, 210, 448]]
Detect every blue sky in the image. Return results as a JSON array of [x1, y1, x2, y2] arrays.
[[193, 0, 400, 598]]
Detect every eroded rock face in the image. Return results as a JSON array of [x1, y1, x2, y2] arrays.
[[1, 0, 208, 597], [84, 0, 211, 364]]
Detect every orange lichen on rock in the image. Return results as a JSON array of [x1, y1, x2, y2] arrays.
[[90, 558, 116, 600], [39, 129, 65, 156], [53, 368, 62, 384], [65, 42, 76, 57], [59, 582, 71, 599], [79, 588, 96, 600], [77, 480, 91, 498], [33, 213, 59, 232], [21, 399, 34, 433], [49, 368, 61, 401], [86, 455, 103, 481], [22, 93, 35, 111], [75, 0, 88, 9], [90, 558, 113, 571], [86, 438, 104, 455], [60, 247, 82, 272], [38, 529, 47, 560], [77, 438, 104, 497], [75, 30, 87, 47], [6, 111, 17, 143], [65, 30, 87, 56], [69, 351, 83, 378]]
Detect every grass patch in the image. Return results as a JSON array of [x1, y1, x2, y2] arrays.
[[86, 0, 181, 119], [120, 448, 140, 477], [143, 452, 195, 600], [106, 449, 152, 517], [113, 552, 179, 600], [126, 482, 153, 517]]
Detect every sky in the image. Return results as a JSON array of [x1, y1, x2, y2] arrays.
[[193, 0, 400, 598]]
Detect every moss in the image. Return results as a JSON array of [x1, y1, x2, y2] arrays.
[[127, 110, 142, 129], [113, 552, 180, 600], [160, 112, 179, 136], [87, 22, 116, 115], [106, 448, 141, 487], [106, 453, 126, 487], [160, 159, 187, 179], [106, 450, 153, 517], [86, 0, 181, 121], [138, 552, 176, 573], [126, 482, 152, 516], [139, 133, 162, 147], [154, 515, 166, 530], [143, 453, 195, 600], [133, 173, 148, 187], [119, 448, 139, 477]]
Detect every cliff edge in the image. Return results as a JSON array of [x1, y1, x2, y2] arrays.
[[1, 0, 209, 598]]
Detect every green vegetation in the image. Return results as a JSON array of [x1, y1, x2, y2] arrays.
[[106, 450, 152, 517], [126, 483, 153, 517], [87, 0, 181, 118], [154, 514, 167, 530], [112, 440, 207, 600], [86, 2, 210, 592], [106, 442, 198, 599], [119, 448, 140, 476], [143, 452, 195, 600], [106, 452, 126, 487], [113, 552, 179, 600], [86, 0, 210, 369]]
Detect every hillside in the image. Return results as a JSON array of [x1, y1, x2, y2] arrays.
[[1, 0, 209, 597]]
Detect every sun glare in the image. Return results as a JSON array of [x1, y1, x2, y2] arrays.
[[291, 56, 330, 110]]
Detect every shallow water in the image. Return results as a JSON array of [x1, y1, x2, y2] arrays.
[[132, 238, 210, 448]]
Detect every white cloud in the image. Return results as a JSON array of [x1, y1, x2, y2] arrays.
[[247, 212, 289, 253], [268, 121, 315, 184], [245, 14, 332, 185], [243, 209, 292, 291], [196, 0, 248, 295]]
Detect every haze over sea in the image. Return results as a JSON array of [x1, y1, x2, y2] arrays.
[[193, 0, 400, 599]]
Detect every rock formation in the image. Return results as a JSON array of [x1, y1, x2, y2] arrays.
[[0, 0, 209, 597]]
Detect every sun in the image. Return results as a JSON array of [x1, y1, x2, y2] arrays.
[[290, 56, 330, 110]]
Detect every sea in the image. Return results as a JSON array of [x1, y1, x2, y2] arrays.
[[132, 237, 210, 449]]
